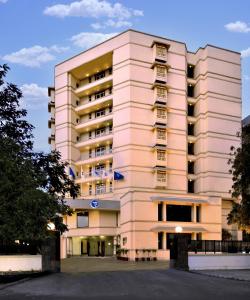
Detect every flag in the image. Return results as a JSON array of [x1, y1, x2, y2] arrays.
[[114, 171, 124, 180], [69, 167, 75, 179]]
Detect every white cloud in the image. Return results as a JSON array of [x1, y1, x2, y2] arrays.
[[241, 47, 250, 58], [20, 84, 48, 110], [0, 0, 8, 3], [44, 0, 143, 20], [225, 21, 250, 33], [91, 19, 132, 29], [70, 32, 118, 49], [2, 45, 69, 67], [243, 75, 250, 80]]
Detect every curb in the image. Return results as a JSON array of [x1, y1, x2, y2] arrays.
[[189, 270, 250, 282]]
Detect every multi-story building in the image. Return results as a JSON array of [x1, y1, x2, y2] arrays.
[[48, 29, 242, 260]]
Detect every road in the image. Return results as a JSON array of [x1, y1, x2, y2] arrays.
[[0, 268, 250, 299]]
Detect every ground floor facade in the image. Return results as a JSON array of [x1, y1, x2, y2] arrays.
[[61, 191, 241, 260]]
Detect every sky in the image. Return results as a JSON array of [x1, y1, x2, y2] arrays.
[[0, 0, 249, 152]]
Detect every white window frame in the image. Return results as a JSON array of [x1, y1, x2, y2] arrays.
[[157, 150, 166, 161], [157, 129, 166, 140], [156, 45, 167, 58], [157, 108, 166, 119], [157, 171, 166, 182]]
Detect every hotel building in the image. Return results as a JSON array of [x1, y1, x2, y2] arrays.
[[48, 29, 242, 260]]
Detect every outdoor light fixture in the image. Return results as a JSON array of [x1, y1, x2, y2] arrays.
[[175, 226, 183, 233], [47, 222, 56, 231]]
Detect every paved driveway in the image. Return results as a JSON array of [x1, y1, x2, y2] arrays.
[[0, 267, 250, 299], [61, 256, 169, 272]]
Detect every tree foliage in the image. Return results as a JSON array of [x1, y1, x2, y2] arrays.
[[227, 124, 250, 231], [0, 64, 79, 241]]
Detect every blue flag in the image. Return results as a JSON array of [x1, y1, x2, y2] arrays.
[[114, 171, 124, 180], [69, 167, 75, 179]]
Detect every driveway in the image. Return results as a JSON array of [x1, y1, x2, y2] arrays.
[[61, 256, 169, 272], [0, 267, 250, 299]]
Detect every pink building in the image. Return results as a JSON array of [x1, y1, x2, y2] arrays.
[[48, 29, 242, 261]]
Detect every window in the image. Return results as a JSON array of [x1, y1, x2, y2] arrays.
[[157, 150, 166, 161], [188, 161, 194, 174], [95, 91, 105, 99], [109, 88, 112, 94], [158, 203, 163, 221], [109, 181, 113, 192], [88, 131, 92, 139], [95, 127, 105, 137], [109, 106, 113, 113], [167, 205, 192, 222], [109, 124, 113, 133], [76, 136, 80, 142], [158, 232, 164, 249], [77, 212, 89, 228], [188, 143, 194, 155], [157, 129, 166, 140], [95, 109, 105, 118], [156, 45, 167, 58], [196, 232, 202, 240], [89, 113, 92, 120], [108, 67, 113, 75], [96, 183, 106, 194], [156, 87, 166, 99], [187, 85, 194, 97], [187, 64, 195, 78], [94, 71, 105, 81], [76, 100, 79, 106], [188, 180, 195, 193], [157, 171, 166, 182], [95, 164, 105, 176], [188, 123, 195, 136], [95, 146, 105, 157], [89, 95, 92, 102], [157, 108, 166, 119], [89, 166, 92, 177], [156, 66, 166, 78], [89, 149, 92, 158], [188, 104, 194, 116], [76, 118, 79, 124], [89, 184, 92, 195], [109, 144, 113, 153], [88, 77, 92, 83], [196, 205, 201, 222], [109, 162, 113, 172]]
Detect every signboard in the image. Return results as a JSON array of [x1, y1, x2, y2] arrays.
[[90, 199, 99, 209]]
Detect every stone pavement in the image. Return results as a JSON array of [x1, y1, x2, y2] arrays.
[[193, 269, 250, 281], [61, 256, 169, 272]]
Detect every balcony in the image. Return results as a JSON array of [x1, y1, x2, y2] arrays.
[[48, 117, 55, 128], [75, 150, 113, 166], [75, 113, 113, 133], [76, 132, 113, 149], [48, 134, 55, 144], [75, 94, 112, 115], [76, 169, 113, 184], [48, 100, 55, 113], [74, 75, 112, 97]]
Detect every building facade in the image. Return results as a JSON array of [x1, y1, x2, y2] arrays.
[[48, 30, 242, 260]]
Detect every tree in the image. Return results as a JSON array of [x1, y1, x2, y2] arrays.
[[0, 64, 79, 241], [227, 124, 250, 231]]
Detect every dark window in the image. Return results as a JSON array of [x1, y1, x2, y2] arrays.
[[196, 205, 201, 222], [188, 143, 194, 155], [109, 106, 113, 113], [187, 64, 195, 78], [188, 123, 195, 136], [188, 104, 194, 116], [109, 67, 113, 75], [88, 131, 92, 139], [76, 100, 79, 106], [76, 83, 79, 88], [187, 85, 194, 97], [89, 95, 92, 102], [76, 136, 80, 142], [158, 202, 163, 221], [89, 166, 92, 176], [89, 113, 92, 119], [188, 161, 194, 174], [94, 71, 105, 81], [188, 180, 195, 193], [76, 118, 79, 124], [196, 232, 202, 240], [89, 149, 92, 158], [167, 205, 192, 222], [88, 77, 92, 83], [158, 232, 163, 249], [77, 212, 89, 228]]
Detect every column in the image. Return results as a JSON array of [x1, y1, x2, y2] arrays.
[[163, 232, 167, 250], [192, 204, 197, 223]]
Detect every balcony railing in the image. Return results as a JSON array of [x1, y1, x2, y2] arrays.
[[78, 169, 113, 180]]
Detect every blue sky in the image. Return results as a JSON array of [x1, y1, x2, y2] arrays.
[[0, 0, 249, 152]]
